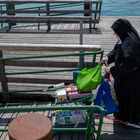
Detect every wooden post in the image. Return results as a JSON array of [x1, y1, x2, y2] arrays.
[[0, 50, 9, 101], [6, 2, 16, 30], [46, 2, 51, 32], [38, 7, 41, 30], [79, 20, 85, 69], [89, 2, 92, 33], [0, 6, 3, 28]]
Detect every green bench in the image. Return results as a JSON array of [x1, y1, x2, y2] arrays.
[[0, 43, 105, 140], [0, 0, 102, 32], [0, 43, 103, 102]]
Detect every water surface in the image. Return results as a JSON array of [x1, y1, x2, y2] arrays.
[[102, 0, 140, 16]]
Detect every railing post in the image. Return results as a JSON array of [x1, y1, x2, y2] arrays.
[[46, 2, 51, 32], [0, 6, 3, 28], [86, 110, 94, 140], [89, 2, 92, 33], [98, 2, 102, 20], [79, 20, 83, 45], [6, 2, 16, 30], [38, 7, 41, 30], [0, 50, 9, 101], [79, 20, 85, 69]]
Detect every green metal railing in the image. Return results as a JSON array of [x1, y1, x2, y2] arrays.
[[0, 50, 103, 96], [0, 51, 103, 76], [0, 105, 106, 140]]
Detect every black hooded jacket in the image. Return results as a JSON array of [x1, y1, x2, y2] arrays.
[[109, 19, 140, 79], [107, 18, 140, 123]]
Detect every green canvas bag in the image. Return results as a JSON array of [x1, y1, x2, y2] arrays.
[[76, 64, 102, 93]]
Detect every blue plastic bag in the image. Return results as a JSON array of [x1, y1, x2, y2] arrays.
[[94, 79, 119, 115]]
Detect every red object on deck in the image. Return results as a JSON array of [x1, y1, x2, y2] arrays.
[[8, 113, 52, 140]]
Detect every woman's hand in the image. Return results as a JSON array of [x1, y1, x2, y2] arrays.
[[100, 56, 108, 64], [105, 66, 111, 73]]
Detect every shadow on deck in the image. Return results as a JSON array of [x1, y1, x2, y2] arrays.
[[0, 23, 102, 35]]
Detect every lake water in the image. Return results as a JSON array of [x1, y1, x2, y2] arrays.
[[102, 0, 140, 16], [15, 0, 140, 16], [0, 0, 140, 16]]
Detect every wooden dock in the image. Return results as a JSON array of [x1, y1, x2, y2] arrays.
[[0, 16, 140, 140], [0, 16, 140, 53]]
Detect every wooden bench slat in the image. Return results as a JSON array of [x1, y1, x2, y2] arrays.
[[1, 9, 101, 14], [0, 0, 102, 4], [0, 43, 101, 52]]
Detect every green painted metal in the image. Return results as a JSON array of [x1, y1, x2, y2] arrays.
[[0, 1, 102, 29], [0, 105, 105, 140], [0, 51, 103, 76], [96, 114, 104, 140], [0, 127, 87, 132], [53, 127, 87, 132], [0, 105, 105, 112], [0, 128, 7, 132], [0, 51, 103, 77], [0, 50, 103, 101], [86, 110, 95, 140], [0, 51, 103, 61]]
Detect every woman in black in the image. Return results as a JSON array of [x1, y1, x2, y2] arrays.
[[101, 18, 140, 125]]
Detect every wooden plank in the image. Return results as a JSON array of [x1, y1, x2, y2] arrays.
[[5, 60, 79, 68], [1, 10, 101, 14], [78, 132, 86, 140], [59, 132, 72, 140], [0, 15, 92, 21], [7, 77, 73, 84], [0, 0, 102, 4], [0, 51, 9, 101], [0, 43, 101, 52]]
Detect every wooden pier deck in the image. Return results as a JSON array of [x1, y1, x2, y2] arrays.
[[0, 16, 140, 140], [0, 16, 140, 54]]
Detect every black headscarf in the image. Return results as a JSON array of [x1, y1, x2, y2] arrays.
[[111, 18, 139, 42], [111, 18, 140, 67]]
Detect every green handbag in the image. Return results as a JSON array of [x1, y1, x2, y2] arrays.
[[76, 64, 102, 93]]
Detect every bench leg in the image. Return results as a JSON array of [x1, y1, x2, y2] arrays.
[[46, 2, 51, 33], [46, 21, 51, 32], [89, 2, 92, 33], [79, 20, 85, 69], [79, 20, 83, 45], [89, 20, 92, 33], [7, 22, 11, 31]]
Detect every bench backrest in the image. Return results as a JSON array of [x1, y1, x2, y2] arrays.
[[0, 0, 102, 28], [0, 43, 103, 102]]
